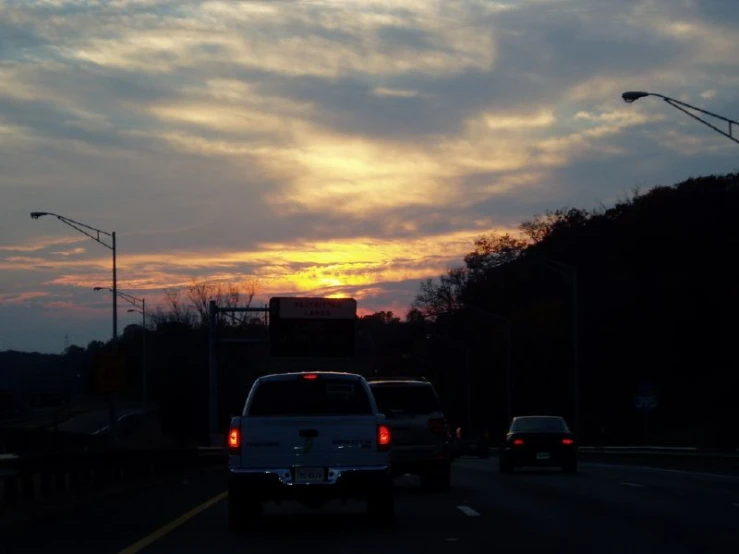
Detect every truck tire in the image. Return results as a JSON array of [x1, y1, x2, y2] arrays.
[[367, 488, 395, 527]]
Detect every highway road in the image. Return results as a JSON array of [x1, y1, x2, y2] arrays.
[[56, 407, 145, 435], [4, 458, 738, 554]]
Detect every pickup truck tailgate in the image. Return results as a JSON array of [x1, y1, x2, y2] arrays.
[[241, 416, 383, 468]]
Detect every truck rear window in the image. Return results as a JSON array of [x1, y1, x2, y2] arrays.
[[248, 378, 372, 417]]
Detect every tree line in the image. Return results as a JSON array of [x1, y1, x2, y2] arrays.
[[3, 173, 738, 449], [406, 173, 739, 448]]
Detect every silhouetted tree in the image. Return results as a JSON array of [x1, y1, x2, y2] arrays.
[[412, 172, 739, 448], [411, 266, 468, 320], [362, 311, 401, 324]]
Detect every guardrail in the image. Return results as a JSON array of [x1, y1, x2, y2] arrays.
[[3, 443, 737, 518], [580, 445, 738, 452], [478, 445, 739, 474], [0, 447, 227, 515], [578, 446, 739, 456]]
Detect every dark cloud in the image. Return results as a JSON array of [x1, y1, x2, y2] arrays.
[[375, 24, 437, 51], [256, 74, 462, 140], [0, 96, 158, 150], [0, 20, 49, 59], [670, 0, 739, 28], [247, 2, 695, 144]]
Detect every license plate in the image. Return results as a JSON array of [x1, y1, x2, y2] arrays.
[[536, 452, 551, 460], [294, 467, 325, 483]]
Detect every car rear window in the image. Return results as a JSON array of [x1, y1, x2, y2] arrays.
[[247, 377, 372, 417], [370, 384, 441, 416], [510, 417, 568, 433]]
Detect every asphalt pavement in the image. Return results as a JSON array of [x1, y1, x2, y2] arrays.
[[4, 458, 738, 554]]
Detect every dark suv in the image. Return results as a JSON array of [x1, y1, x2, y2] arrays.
[[368, 378, 452, 491]]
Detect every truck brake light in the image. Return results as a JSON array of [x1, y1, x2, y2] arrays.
[[228, 428, 241, 451], [377, 424, 391, 451], [302, 373, 319, 380]]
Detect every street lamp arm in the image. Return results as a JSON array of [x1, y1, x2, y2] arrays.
[[95, 287, 144, 309], [658, 95, 739, 127], [31, 212, 115, 250], [660, 96, 739, 145], [115, 291, 144, 308], [32, 210, 118, 342], [622, 91, 739, 145]]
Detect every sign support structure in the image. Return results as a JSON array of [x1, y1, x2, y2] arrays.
[[208, 301, 269, 445], [207, 296, 358, 446]]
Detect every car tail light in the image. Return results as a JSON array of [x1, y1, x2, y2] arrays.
[[562, 438, 574, 445], [302, 373, 318, 380], [377, 425, 391, 451], [513, 438, 524, 446], [228, 427, 241, 452], [428, 418, 449, 436]]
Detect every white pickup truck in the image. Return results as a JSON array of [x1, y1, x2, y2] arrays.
[[227, 371, 394, 529]]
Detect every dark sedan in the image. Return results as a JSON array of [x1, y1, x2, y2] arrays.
[[499, 415, 577, 473]]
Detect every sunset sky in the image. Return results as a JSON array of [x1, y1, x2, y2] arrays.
[[1, 0, 738, 353]]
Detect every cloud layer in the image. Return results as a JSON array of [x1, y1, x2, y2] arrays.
[[1, 0, 738, 352]]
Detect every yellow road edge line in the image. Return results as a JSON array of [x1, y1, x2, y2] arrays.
[[117, 491, 228, 554]]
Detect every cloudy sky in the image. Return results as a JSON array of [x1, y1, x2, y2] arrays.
[[0, 0, 737, 353]]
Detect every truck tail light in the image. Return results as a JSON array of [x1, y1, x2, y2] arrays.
[[228, 427, 241, 452], [513, 438, 524, 446], [377, 424, 391, 451], [562, 438, 574, 445]]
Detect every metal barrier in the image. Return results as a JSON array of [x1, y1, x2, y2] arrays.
[[0, 447, 227, 511], [3, 443, 737, 513], [479, 445, 739, 474]]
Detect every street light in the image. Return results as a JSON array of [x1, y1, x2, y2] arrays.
[[31, 212, 118, 341], [127, 307, 148, 409], [96, 287, 147, 408], [461, 305, 513, 425], [426, 333, 472, 426], [622, 90, 739, 145]]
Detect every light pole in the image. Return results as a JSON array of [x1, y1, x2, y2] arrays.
[[525, 253, 580, 441], [95, 288, 147, 408], [127, 308, 147, 409], [622, 90, 739, 145], [426, 333, 472, 426], [31, 212, 118, 341], [461, 305, 513, 425]]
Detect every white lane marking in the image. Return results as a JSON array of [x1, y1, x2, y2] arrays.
[[582, 462, 739, 481], [457, 505, 480, 517], [621, 482, 645, 488]]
